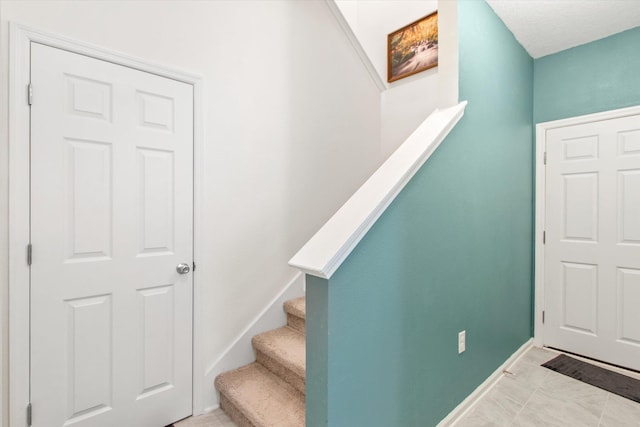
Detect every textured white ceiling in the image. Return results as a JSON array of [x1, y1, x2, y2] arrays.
[[485, 0, 640, 58]]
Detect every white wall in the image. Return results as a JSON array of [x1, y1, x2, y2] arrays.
[[0, 2, 6, 425], [0, 0, 383, 421], [335, 0, 458, 157]]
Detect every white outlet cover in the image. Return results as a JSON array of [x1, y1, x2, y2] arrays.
[[458, 330, 466, 354]]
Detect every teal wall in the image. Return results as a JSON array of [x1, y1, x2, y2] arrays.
[[306, 1, 534, 426], [534, 26, 640, 123]]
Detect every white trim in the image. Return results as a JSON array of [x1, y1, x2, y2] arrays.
[[289, 102, 467, 279], [191, 69, 206, 417], [8, 22, 206, 424], [537, 104, 640, 131], [437, 339, 534, 427], [533, 104, 640, 348], [534, 121, 546, 348], [202, 272, 305, 412], [8, 22, 32, 427], [324, 0, 386, 92]]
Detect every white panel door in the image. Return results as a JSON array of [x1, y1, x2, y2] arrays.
[[545, 113, 640, 370], [30, 43, 193, 427]]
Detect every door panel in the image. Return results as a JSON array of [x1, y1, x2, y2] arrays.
[[618, 170, 640, 244], [619, 129, 640, 156], [562, 172, 598, 241], [138, 148, 175, 255], [618, 268, 640, 345], [545, 113, 640, 371], [65, 295, 113, 422], [30, 42, 193, 427], [561, 262, 598, 334], [137, 284, 176, 398], [66, 139, 113, 260]]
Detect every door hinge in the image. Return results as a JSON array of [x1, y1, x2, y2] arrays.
[[28, 83, 33, 106], [27, 402, 32, 426], [27, 243, 32, 266], [192, 262, 196, 272], [543, 151, 547, 165], [542, 311, 546, 324], [543, 231, 546, 244]]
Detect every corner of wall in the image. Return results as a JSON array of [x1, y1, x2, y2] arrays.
[[380, 0, 460, 158], [305, 275, 329, 427], [325, 0, 386, 92], [437, 0, 459, 108]]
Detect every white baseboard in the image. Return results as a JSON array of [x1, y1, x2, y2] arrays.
[[198, 404, 219, 416], [200, 272, 305, 414], [437, 338, 534, 427]]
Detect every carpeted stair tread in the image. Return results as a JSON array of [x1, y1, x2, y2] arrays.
[[284, 297, 305, 334], [215, 296, 307, 425], [215, 363, 305, 427], [253, 327, 305, 377], [252, 326, 305, 394], [284, 297, 305, 319]]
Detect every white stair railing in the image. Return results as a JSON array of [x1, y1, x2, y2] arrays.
[[289, 101, 467, 279]]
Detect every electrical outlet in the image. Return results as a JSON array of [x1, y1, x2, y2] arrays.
[[458, 330, 466, 354]]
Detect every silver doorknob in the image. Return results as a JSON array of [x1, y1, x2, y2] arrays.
[[176, 263, 191, 274]]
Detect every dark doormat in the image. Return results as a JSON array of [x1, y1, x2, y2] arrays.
[[542, 354, 640, 403]]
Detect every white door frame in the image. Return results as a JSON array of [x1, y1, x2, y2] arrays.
[[534, 104, 640, 348], [8, 23, 206, 426]]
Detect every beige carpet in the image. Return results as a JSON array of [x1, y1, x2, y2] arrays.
[[215, 297, 305, 427]]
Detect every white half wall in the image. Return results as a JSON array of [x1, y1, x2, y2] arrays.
[[335, 0, 459, 157], [0, 0, 383, 420]]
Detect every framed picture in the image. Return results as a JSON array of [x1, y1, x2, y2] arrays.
[[387, 11, 438, 83]]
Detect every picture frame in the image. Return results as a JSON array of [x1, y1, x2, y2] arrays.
[[387, 11, 438, 83]]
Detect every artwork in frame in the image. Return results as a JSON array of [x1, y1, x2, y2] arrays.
[[387, 11, 438, 83]]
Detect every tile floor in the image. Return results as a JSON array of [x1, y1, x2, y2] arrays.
[[454, 346, 640, 427], [175, 347, 640, 427]]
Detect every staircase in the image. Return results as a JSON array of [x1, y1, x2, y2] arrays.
[[215, 297, 306, 427]]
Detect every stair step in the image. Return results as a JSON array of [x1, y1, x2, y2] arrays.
[[284, 297, 305, 334], [215, 363, 305, 427], [252, 326, 305, 395]]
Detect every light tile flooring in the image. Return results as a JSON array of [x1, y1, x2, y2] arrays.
[[175, 347, 640, 427], [455, 346, 640, 427], [174, 408, 237, 427]]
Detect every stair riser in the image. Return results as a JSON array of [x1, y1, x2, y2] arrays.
[[219, 393, 256, 427], [216, 363, 305, 427], [287, 314, 305, 335], [255, 350, 305, 396], [215, 297, 306, 426]]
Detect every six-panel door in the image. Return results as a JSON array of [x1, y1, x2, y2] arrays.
[[545, 114, 640, 371], [30, 43, 194, 426]]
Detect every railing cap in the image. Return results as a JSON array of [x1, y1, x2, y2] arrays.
[[289, 101, 467, 279]]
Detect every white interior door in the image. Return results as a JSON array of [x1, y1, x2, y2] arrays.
[[544, 113, 640, 371], [30, 42, 194, 427]]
